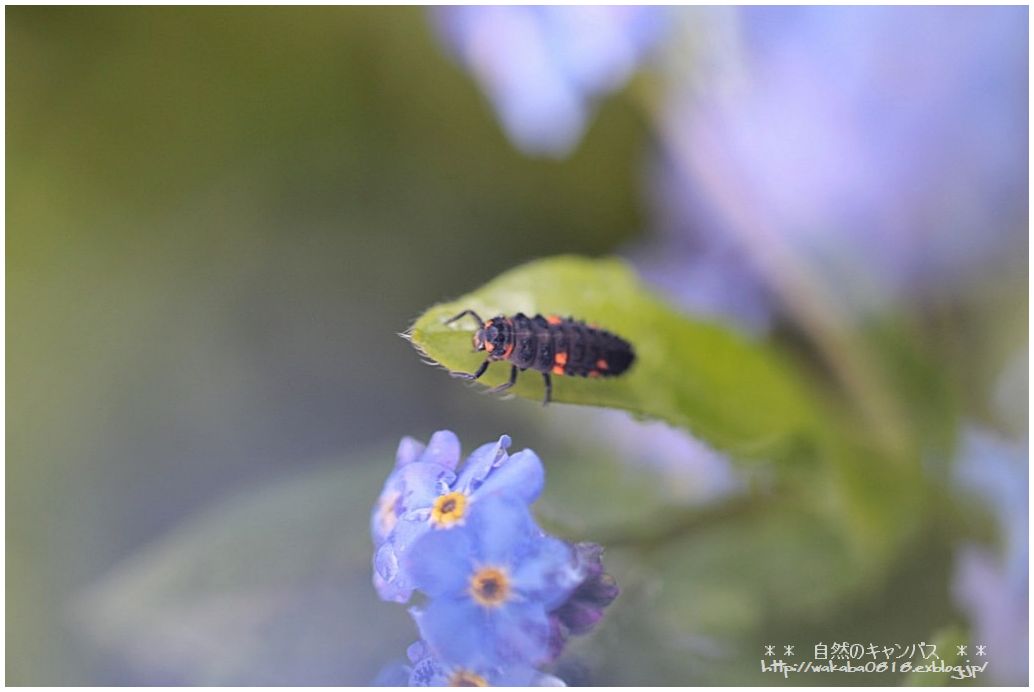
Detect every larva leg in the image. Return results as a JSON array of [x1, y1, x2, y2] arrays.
[[445, 309, 485, 328], [487, 364, 519, 393], [451, 359, 490, 381]]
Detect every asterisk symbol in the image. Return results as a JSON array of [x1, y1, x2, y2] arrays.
[[784, 645, 795, 656], [956, 644, 967, 656], [764, 645, 775, 656], [976, 645, 986, 657]]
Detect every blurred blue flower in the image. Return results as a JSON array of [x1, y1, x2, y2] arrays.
[[649, 6, 1027, 321], [405, 640, 566, 687], [545, 407, 745, 506], [951, 426, 1028, 685], [434, 6, 667, 157], [405, 495, 583, 669], [372, 431, 545, 602], [632, 149, 775, 333]]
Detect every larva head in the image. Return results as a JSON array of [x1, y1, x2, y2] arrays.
[[473, 318, 507, 355]]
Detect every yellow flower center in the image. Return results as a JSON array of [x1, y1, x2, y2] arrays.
[[469, 566, 511, 608], [430, 491, 468, 528], [377, 490, 400, 534], [448, 669, 489, 686]]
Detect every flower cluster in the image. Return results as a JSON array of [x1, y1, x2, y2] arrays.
[[371, 431, 618, 686]]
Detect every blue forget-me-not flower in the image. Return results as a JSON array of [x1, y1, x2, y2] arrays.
[[406, 494, 583, 669], [371, 430, 544, 602], [372, 431, 617, 685]]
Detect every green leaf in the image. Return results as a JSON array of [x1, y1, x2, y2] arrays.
[[408, 255, 821, 457]]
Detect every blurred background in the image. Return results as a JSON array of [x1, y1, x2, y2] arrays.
[[7, 6, 1028, 685]]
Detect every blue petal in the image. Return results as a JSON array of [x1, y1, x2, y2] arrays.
[[369, 500, 394, 548], [492, 666, 557, 686], [404, 524, 475, 598], [411, 597, 491, 668], [395, 436, 426, 468], [528, 671, 567, 686], [511, 535, 582, 610], [456, 435, 512, 493], [374, 542, 401, 585], [373, 543, 412, 603], [370, 470, 406, 545], [397, 462, 456, 510], [373, 573, 410, 604], [474, 448, 545, 503], [406, 640, 429, 664], [418, 430, 462, 470], [491, 600, 552, 665], [371, 461, 455, 546], [387, 512, 431, 566], [467, 495, 538, 565]]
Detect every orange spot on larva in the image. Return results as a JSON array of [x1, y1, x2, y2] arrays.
[[552, 365, 565, 375], [596, 358, 609, 370], [555, 351, 568, 366], [588, 371, 600, 378], [547, 315, 562, 325]]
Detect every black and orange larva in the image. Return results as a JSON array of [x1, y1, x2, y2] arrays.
[[445, 310, 635, 405]]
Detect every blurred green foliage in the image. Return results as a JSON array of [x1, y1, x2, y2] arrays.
[[76, 447, 413, 685]]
